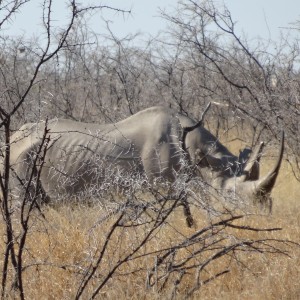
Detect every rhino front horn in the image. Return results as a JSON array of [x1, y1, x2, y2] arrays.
[[254, 131, 284, 196]]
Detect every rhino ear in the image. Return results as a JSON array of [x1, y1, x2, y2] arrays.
[[183, 102, 211, 133], [240, 141, 264, 181], [181, 102, 211, 153]]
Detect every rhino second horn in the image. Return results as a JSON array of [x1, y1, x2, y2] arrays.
[[254, 131, 284, 196], [241, 141, 264, 182]]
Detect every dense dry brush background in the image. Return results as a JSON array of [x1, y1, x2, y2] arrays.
[[0, 0, 299, 299]]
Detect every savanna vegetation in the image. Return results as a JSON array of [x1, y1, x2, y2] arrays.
[[0, 0, 299, 299]]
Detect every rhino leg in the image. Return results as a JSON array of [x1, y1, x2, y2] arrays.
[[181, 199, 194, 227]]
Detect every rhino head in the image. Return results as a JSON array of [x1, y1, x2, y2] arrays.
[[182, 114, 284, 211]]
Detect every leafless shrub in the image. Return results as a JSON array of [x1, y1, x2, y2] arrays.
[[0, 0, 299, 298], [0, 1, 130, 298]]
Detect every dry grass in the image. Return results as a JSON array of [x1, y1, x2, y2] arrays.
[[1, 144, 299, 299]]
